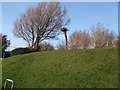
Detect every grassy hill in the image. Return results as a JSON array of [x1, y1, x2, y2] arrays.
[[0, 59, 2, 88], [2, 48, 118, 88]]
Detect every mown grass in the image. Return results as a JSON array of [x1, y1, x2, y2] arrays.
[[0, 60, 2, 88], [2, 48, 118, 88]]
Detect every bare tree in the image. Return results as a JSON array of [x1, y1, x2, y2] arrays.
[[69, 31, 91, 49], [79, 31, 91, 49], [13, 2, 70, 50], [69, 31, 81, 49], [107, 31, 115, 47], [117, 35, 120, 47], [39, 42, 54, 51], [113, 35, 120, 47], [90, 23, 115, 48], [56, 40, 66, 50]]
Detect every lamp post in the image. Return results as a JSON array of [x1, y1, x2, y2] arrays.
[[61, 28, 69, 49]]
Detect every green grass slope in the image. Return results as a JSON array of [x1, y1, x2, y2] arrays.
[[0, 60, 2, 88], [2, 48, 118, 88]]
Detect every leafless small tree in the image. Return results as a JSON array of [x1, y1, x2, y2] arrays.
[[107, 31, 115, 47], [79, 31, 91, 49], [13, 2, 70, 51], [117, 35, 120, 47], [90, 23, 115, 48], [39, 42, 54, 51], [56, 40, 66, 50], [69, 31, 91, 49], [69, 31, 80, 49]]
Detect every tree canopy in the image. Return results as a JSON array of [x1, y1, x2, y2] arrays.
[[13, 2, 70, 50], [0, 33, 10, 58]]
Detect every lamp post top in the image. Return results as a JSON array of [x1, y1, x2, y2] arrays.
[[61, 28, 69, 32]]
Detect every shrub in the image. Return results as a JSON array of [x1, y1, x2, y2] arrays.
[[4, 51, 11, 58], [11, 47, 32, 56]]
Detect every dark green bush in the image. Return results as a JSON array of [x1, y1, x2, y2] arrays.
[[11, 47, 32, 56], [4, 51, 11, 58]]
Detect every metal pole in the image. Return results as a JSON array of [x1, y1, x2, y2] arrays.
[[4, 79, 14, 90], [64, 31, 68, 49], [61, 28, 69, 50]]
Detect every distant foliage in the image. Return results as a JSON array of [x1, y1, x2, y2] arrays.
[[69, 31, 91, 49], [4, 51, 11, 58], [113, 35, 120, 47], [90, 23, 115, 48], [11, 48, 32, 56], [56, 40, 66, 50], [68, 23, 116, 50], [39, 42, 55, 51], [0, 33, 10, 58]]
